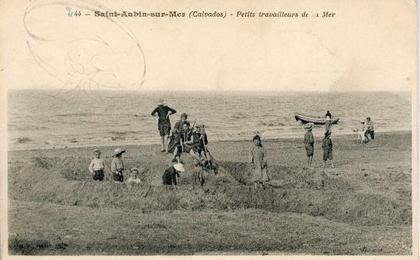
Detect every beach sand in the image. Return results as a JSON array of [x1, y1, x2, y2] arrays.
[[7, 131, 412, 255]]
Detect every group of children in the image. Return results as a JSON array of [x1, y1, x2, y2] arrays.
[[303, 114, 334, 168], [355, 117, 375, 144], [88, 103, 372, 189], [88, 148, 143, 183]]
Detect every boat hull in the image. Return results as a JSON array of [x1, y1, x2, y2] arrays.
[[294, 113, 339, 125]]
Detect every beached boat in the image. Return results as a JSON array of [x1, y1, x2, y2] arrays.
[[294, 112, 339, 125]]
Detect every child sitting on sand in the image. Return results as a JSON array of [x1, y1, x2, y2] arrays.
[[88, 149, 105, 181], [303, 123, 314, 167], [249, 134, 269, 188], [322, 131, 334, 168], [111, 148, 126, 182], [162, 162, 185, 189], [126, 168, 141, 184]]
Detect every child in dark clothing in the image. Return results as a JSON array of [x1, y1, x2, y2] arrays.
[[162, 162, 185, 189], [322, 131, 334, 168]]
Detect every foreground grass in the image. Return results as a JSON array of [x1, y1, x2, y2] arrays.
[[9, 199, 411, 255]]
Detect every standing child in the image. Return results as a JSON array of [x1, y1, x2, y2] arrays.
[[151, 99, 177, 152], [249, 135, 269, 189], [88, 149, 105, 181], [303, 123, 314, 167], [111, 148, 126, 182], [322, 131, 334, 168]]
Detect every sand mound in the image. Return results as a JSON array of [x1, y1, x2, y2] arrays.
[[8, 156, 411, 226]]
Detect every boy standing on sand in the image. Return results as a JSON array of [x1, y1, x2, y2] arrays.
[[111, 148, 126, 182], [151, 99, 177, 152], [88, 149, 105, 181], [249, 135, 269, 189], [304, 123, 314, 167], [322, 131, 334, 168]]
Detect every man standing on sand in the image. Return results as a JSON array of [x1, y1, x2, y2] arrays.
[[151, 99, 177, 152]]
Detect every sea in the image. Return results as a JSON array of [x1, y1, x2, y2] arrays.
[[8, 89, 412, 151]]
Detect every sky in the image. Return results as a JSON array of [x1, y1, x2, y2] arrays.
[[0, 0, 417, 92]]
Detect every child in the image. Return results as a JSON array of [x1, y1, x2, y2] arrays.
[[172, 122, 192, 162], [127, 168, 141, 184], [88, 149, 105, 181], [356, 121, 368, 144], [325, 116, 332, 133], [365, 117, 375, 140], [192, 159, 205, 187], [111, 148, 126, 182], [162, 162, 185, 189], [303, 123, 314, 167], [151, 99, 177, 152], [249, 135, 269, 188], [322, 131, 334, 168]]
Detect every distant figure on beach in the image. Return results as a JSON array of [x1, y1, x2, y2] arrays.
[[322, 131, 334, 168], [127, 168, 141, 184], [325, 110, 332, 119], [151, 99, 177, 152], [249, 135, 269, 188], [88, 149, 105, 181], [111, 148, 126, 182], [162, 162, 185, 189], [303, 123, 314, 167], [365, 117, 375, 140], [325, 116, 332, 133], [355, 121, 368, 144]]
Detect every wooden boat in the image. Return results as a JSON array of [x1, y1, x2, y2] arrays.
[[294, 112, 339, 125]]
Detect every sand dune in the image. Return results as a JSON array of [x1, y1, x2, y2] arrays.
[[8, 131, 412, 255]]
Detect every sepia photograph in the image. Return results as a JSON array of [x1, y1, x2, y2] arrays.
[[0, 0, 418, 258]]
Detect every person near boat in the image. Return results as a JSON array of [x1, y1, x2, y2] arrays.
[[303, 123, 315, 167], [322, 131, 334, 168]]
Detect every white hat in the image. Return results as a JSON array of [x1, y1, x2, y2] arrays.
[[159, 98, 165, 105], [113, 148, 126, 156], [173, 163, 185, 172]]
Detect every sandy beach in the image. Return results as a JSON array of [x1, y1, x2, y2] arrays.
[[8, 130, 412, 255]]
